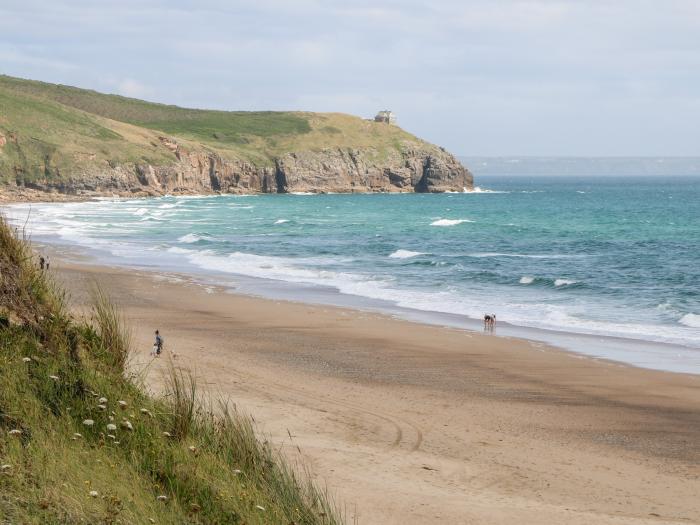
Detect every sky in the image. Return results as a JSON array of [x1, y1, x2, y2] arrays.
[[1, 0, 699, 156]]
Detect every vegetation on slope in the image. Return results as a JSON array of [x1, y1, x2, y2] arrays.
[[0, 74, 427, 179], [0, 216, 343, 524]]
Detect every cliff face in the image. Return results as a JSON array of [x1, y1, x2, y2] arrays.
[[10, 136, 472, 197], [0, 75, 474, 198]]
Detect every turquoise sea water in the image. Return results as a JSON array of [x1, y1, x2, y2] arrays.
[[5, 176, 700, 369]]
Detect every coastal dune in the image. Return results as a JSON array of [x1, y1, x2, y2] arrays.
[[55, 258, 700, 525]]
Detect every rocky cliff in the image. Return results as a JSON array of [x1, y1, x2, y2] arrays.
[[2, 135, 472, 198], [0, 74, 473, 199]]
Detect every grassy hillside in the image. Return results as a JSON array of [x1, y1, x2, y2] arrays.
[[0, 216, 343, 524], [0, 74, 426, 182]]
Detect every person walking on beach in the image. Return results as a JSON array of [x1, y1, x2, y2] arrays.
[[39, 256, 45, 270], [154, 330, 164, 357]]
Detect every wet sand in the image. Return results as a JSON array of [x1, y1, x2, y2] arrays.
[[54, 259, 700, 525]]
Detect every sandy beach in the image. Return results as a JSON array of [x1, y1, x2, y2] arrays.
[[51, 257, 700, 525]]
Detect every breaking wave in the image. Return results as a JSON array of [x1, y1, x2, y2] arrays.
[[431, 218, 474, 226], [389, 249, 425, 259]]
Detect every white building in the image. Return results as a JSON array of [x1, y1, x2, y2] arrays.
[[374, 110, 396, 124]]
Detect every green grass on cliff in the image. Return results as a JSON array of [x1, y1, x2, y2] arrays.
[[0, 216, 343, 524], [0, 74, 425, 180]]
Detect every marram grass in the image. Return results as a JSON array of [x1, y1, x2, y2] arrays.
[[0, 215, 344, 524]]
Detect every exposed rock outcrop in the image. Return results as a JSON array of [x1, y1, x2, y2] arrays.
[[3, 137, 472, 198]]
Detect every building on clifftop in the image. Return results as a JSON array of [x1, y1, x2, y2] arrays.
[[374, 110, 396, 124]]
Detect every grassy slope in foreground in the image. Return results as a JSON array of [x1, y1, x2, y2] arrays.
[[0, 74, 430, 184], [0, 216, 343, 524]]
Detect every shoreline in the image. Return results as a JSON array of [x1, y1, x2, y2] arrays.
[[28, 235, 700, 376], [46, 248, 700, 524]]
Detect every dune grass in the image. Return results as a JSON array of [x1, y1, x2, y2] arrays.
[[0, 215, 344, 524]]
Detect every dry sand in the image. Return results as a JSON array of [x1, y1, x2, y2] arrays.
[[53, 259, 700, 525]]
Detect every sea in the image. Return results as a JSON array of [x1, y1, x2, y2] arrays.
[[4, 167, 700, 374]]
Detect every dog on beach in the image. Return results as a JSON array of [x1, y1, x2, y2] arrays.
[[484, 313, 497, 329]]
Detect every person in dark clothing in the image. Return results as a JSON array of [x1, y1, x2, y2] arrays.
[[154, 330, 164, 356], [39, 256, 45, 270]]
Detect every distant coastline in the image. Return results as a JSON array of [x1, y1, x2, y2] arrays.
[[461, 156, 700, 177]]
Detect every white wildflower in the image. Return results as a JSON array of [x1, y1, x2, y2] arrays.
[[22, 357, 31, 363], [163, 431, 172, 437], [1, 464, 11, 471], [73, 433, 83, 439], [49, 375, 59, 381], [108, 415, 114, 421], [140, 408, 149, 414], [122, 421, 133, 431], [106, 424, 117, 432], [83, 419, 94, 427], [89, 490, 99, 498], [8, 429, 21, 435], [233, 469, 242, 474], [98, 397, 108, 404], [98, 404, 107, 410], [107, 434, 116, 440], [118, 400, 127, 408], [157, 495, 168, 501], [256, 505, 266, 511], [188, 445, 197, 452]]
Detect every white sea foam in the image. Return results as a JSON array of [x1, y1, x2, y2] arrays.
[[274, 219, 289, 224], [166, 246, 195, 255], [290, 192, 316, 195], [133, 208, 149, 216], [431, 218, 473, 226], [389, 249, 425, 259], [679, 313, 700, 328], [174, 195, 215, 200], [178, 233, 210, 244], [519, 276, 535, 284], [4, 192, 700, 356], [465, 186, 509, 194]]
